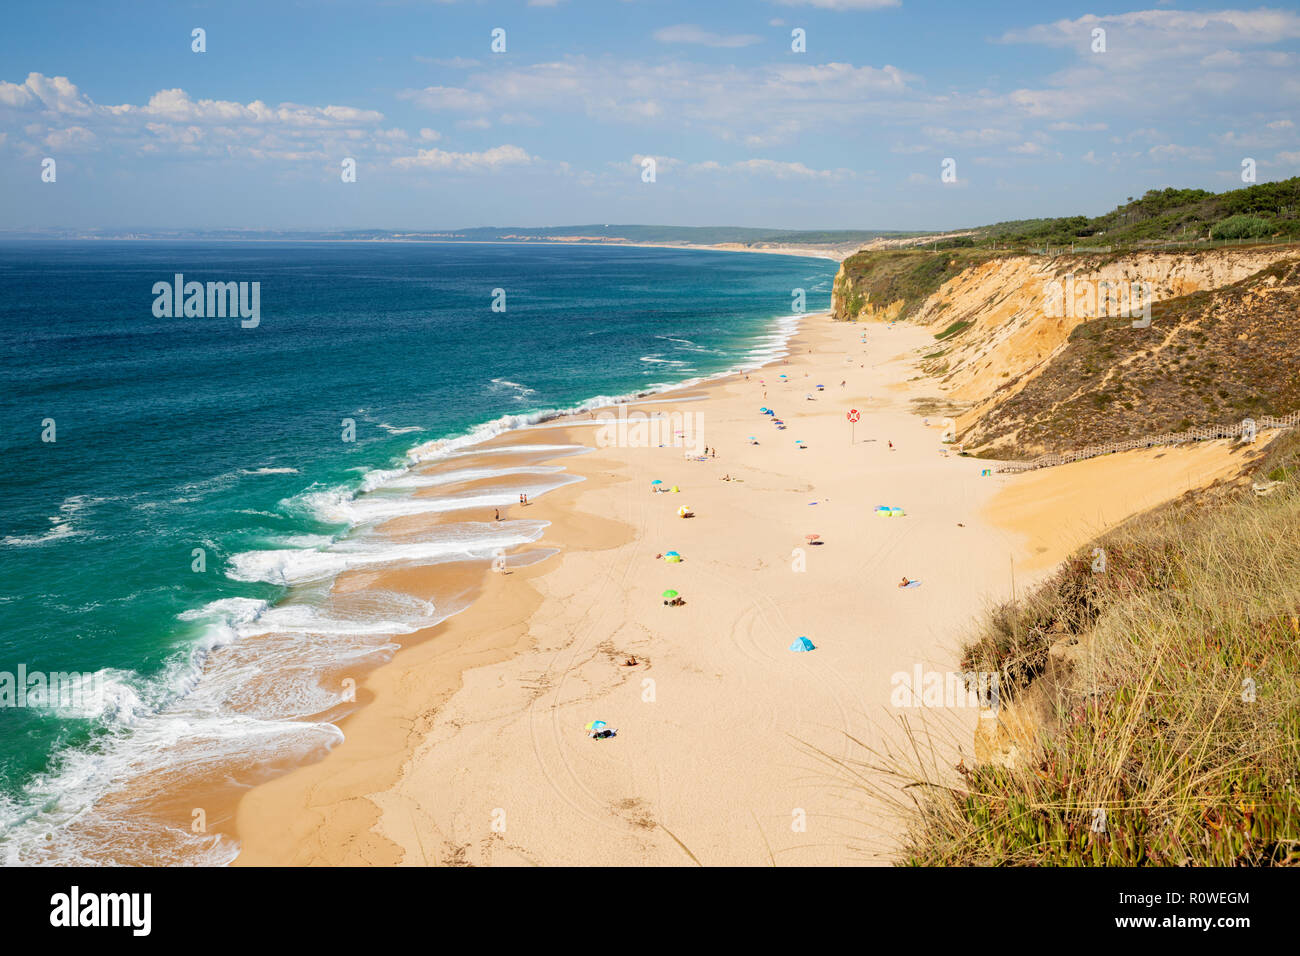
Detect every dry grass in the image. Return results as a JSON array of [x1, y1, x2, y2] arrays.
[[844, 433, 1300, 865]]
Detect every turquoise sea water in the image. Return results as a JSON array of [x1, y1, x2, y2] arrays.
[[0, 240, 834, 863]]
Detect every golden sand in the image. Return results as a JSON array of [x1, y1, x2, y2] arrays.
[[227, 314, 1253, 866]]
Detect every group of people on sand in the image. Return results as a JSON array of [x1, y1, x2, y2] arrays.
[[494, 493, 529, 521]]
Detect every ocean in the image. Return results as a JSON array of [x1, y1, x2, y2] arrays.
[[0, 239, 835, 864]]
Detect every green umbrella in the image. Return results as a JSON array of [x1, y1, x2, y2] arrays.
[[662, 589, 679, 599]]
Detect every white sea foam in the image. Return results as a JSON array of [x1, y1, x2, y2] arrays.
[[379, 463, 564, 490], [4, 302, 818, 865], [488, 378, 538, 401], [0, 495, 100, 547], [227, 520, 550, 585]]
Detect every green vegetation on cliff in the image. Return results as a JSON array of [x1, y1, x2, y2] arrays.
[[833, 248, 994, 321], [976, 177, 1300, 248], [877, 432, 1300, 865]]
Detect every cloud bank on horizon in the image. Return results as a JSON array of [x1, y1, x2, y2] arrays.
[[1, 0, 1297, 231]]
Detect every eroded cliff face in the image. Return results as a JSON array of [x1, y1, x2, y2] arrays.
[[832, 245, 1300, 454], [913, 250, 1296, 419]]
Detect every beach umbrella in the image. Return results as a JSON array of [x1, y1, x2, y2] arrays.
[[651, 479, 663, 485], [677, 505, 692, 517], [584, 720, 608, 731], [662, 589, 679, 599], [789, 636, 816, 652], [665, 551, 680, 557], [805, 534, 820, 542]]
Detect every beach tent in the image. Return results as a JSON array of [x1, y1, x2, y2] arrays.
[[677, 505, 693, 517], [664, 555, 681, 563], [789, 636, 816, 652]]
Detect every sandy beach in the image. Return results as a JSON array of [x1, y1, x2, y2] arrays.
[[230, 311, 1253, 866]]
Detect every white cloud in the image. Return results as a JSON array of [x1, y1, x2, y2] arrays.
[[44, 125, 96, 151], [771, 0, 900, 9], [1148, 143, 1212, 161], [397, 86, 491, 112], [1047, 121, 1107, 132], [392, 144, 534, 171], [653, 25, 762, 48], [1201, 50, 1243, 68], [0, 72, 394, 164]]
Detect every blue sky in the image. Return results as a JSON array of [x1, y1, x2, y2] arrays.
[[2, 0, 1298, 231]]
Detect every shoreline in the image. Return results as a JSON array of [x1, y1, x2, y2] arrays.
[[5, 236, 851, 262], [228, 308, 1256, 865], [227, 315, 828, 865], [228, 312, 1007, 865]]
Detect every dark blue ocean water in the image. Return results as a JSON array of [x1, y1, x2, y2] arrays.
[[0, 240, 834, 862]]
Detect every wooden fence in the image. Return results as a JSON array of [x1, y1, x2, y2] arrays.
[[994, 411, 1300, 474]]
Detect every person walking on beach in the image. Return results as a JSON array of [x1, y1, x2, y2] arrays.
[[494, 508, 501, 521]]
